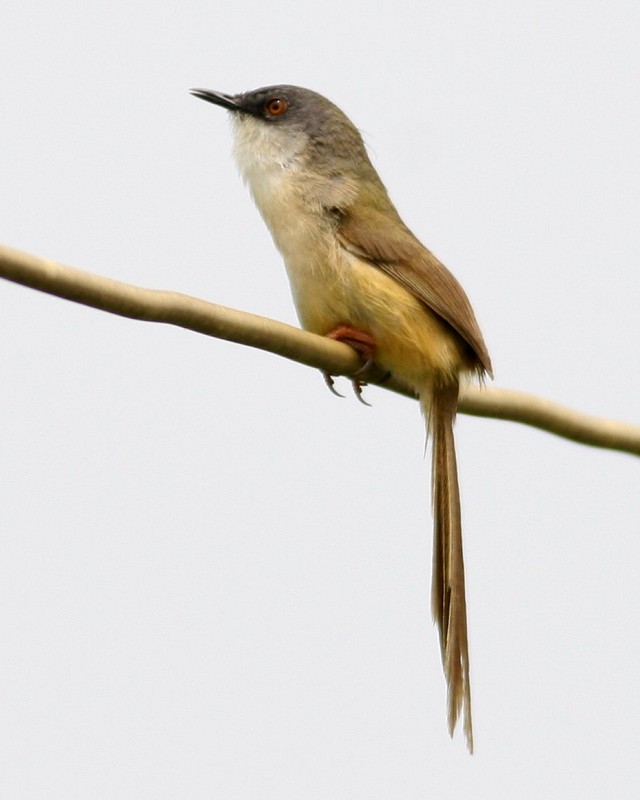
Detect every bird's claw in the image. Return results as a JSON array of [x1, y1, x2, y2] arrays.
[[323, 371, 370, 404], [323, 371, 345, 398], [352, 379, 371, 406], [323, 325, 379, 405]]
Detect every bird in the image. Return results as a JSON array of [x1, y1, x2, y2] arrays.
[[191, 84, 492, 752]]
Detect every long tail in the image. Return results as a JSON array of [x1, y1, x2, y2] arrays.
[[424, 380, 473, 753]]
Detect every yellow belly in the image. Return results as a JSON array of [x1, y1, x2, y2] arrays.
[[285, 243, 468, 388], [245, 163, 469, 388]]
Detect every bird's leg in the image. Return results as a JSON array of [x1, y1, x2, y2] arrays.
[[324, 325, 377, 405]]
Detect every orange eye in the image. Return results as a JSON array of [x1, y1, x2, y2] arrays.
[[265, 97, 288, 116]]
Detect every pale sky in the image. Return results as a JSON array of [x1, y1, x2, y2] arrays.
[[1, 2, 639, 797]]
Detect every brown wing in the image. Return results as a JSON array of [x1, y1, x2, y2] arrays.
[[336, 204, 492, 377]]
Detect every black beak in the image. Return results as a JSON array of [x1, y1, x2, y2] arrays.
[[190, 88, 240, 111]]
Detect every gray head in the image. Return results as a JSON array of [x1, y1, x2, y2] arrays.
[[190, 85, 374, 177]]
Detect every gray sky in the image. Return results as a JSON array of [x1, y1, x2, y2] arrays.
[[2, 1, 639, 797]]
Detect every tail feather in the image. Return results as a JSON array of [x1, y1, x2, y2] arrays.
[[425, 380, 473, 753]]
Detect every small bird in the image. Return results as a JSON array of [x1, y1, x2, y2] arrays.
[[191, 84, 492, 752]]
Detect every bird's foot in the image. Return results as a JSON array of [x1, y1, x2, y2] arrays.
[[323, 325, 378, 406]]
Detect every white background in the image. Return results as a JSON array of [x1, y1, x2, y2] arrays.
[[1, 2, 639, 797]]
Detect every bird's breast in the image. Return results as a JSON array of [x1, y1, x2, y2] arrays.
[[243, 163, 468, 385]]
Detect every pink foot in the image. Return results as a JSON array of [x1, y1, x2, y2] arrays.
[[324, 325, 377, 405]]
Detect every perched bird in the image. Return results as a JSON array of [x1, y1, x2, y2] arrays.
[[191, 84, 492, 752]]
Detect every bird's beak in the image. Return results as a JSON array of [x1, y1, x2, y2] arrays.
[[190, 88, 240, 111]]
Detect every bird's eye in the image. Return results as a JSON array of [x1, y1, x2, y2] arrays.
[[265, 97, 288, 117]]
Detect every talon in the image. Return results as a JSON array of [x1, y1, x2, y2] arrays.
[[352, 379, 372, 406], [323, 371, 345, 398], [325, 325, 378, 402]]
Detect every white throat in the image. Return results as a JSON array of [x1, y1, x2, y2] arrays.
[[231, 115, 306, 182]]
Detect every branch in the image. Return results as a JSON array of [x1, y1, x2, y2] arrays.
[[2, 243, 639, 457]]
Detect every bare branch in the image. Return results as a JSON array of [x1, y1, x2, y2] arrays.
[[2, 243, 639, 457], [458, 386, 640, 457]]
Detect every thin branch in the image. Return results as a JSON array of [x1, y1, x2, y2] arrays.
[[458, 386, 640, 457], [2, 243, 639, 457]]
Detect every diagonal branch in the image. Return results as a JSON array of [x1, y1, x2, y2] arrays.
[[2, 243, 639, 457]]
